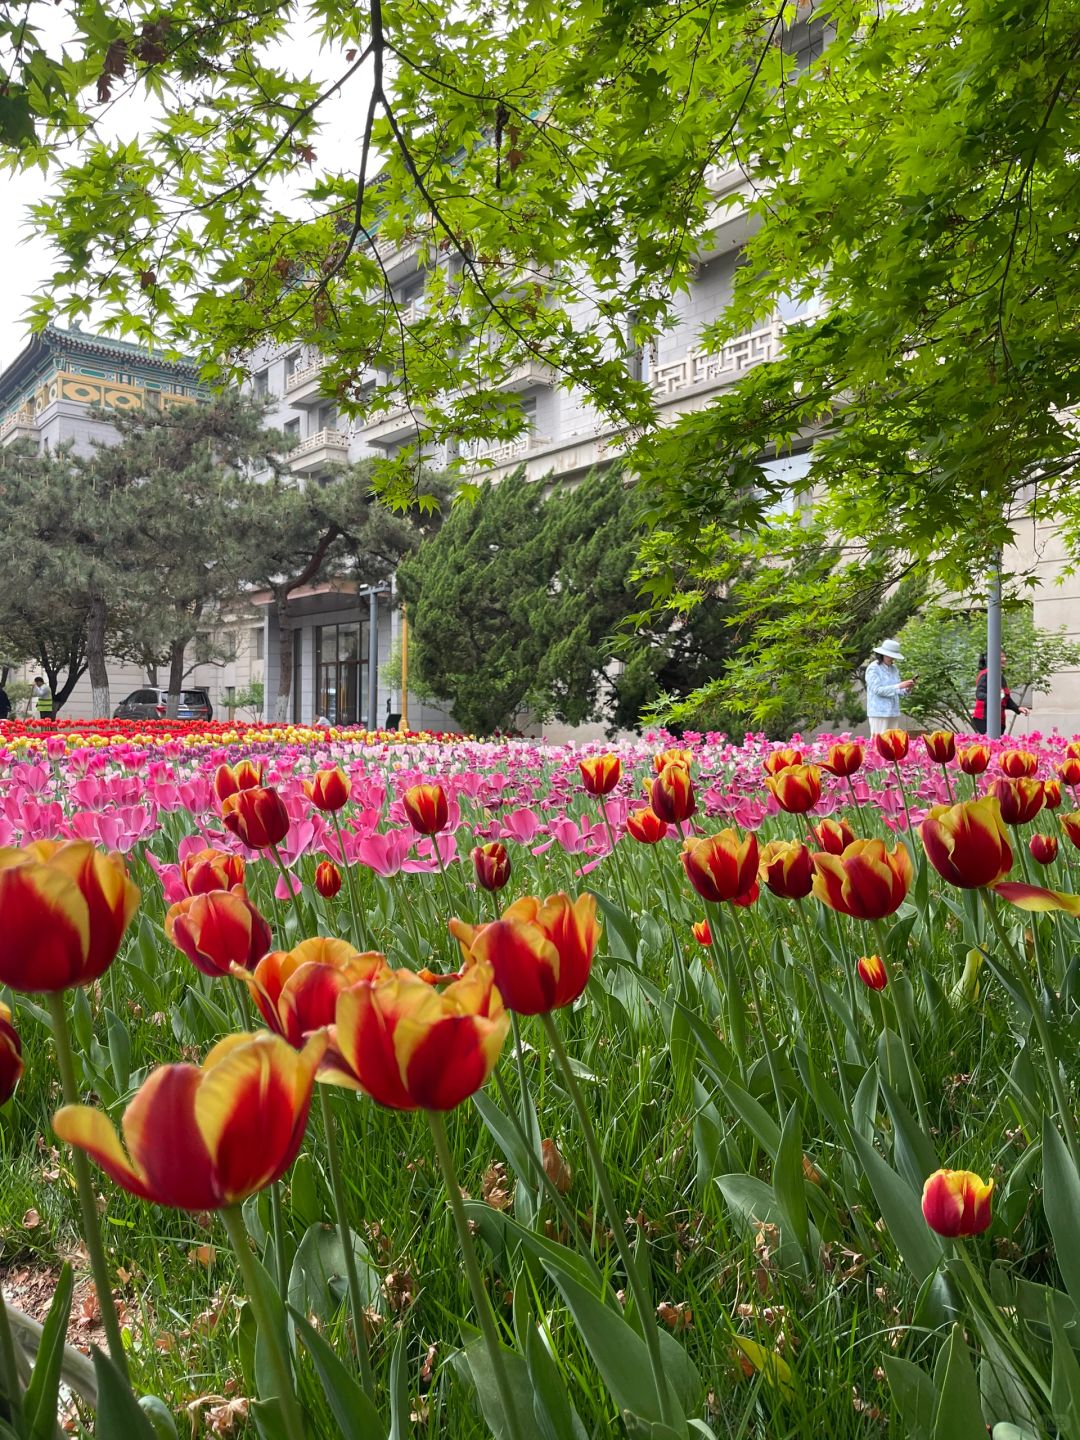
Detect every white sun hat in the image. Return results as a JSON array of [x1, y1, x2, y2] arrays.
[[873, 639, 904, 661]]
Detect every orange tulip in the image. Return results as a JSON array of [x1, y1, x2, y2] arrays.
[[0, 1000, 23, 1103], [821, 742, 863, 777], [765, 764, 821, 814], [179, 848, 246, 896], [221, 786, 291, 849], [758, 840, 814, 900], [989, 777, 1045, 827], [1030, 833, 1058, 866], [0, 840, 139, 993], [402, 783, 449, 835], [314, 860, 342, 898], [811, 838, 912, 919], [626, 807, 669, 844], [763, 747, 803, 776], [920, 797, 1013, 888], [651, 763, 696, 825], [998, 749, 1038, 779], [957, 744, 991, 776], [653, 748, 693, 775], [692, 919, 712, 946], [923, 731, 956, 765], [811, 817, 856, 856], [874, 729, 909, 762], [1058, 758, 1080, 788], [303, 768, 351, 812], [237, 939, 387, 1048], [331, 964, 508, 1110], [54, 1030, 325, 1211], [579, 754, 621, 796], [681, 830, 759, 906], [472, 842, 511, 892], [921, 1168, 993, 1238], [213, 760, 263, 808], [1043, 779, 1063, 811], [855, 955, 888, 991], [451, 892, 599, 1015], [166, 887, 272, 977], [1059, 811, 1080, 850]]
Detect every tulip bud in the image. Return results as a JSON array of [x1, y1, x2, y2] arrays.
[[626, 807, 668, 844], [579, 754, 621, 796], [758, 840, 814, 900], [1068, 741, 1080, 761], [692, 919, 712, 946], [855, 954, 888, 990], [315, 860, 343, 897], [1058, 758, 1080, 788], [682, 831, 759, 906], [921, 1168, 993, 1238], [1029, 833, 1058, 866], [990, 777, 1045, 827], [213, 760, 263, 807], [472, 842, 511, 892], [875, 729, 909, 762], [651, 763, 696, 825], [923, 731, 956, 765], [221, 786, 291, 849], [1060, 812, 1080, 851], [402, 783, 449, 835], [653, 748, 693, 775], [920, 797, 1013, 888], [1043, 779, 1063, 811], [304, 768, 351, 812], [0, 1001, 23, 1103]]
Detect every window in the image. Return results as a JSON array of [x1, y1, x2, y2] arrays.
[[284, 418, 300, 443], [284, 351, 301, 378], [253, 369, 269, 398], [251, 626, 265, 660], [316, 403, 338, 432]]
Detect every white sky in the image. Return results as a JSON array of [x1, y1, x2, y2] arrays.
[[0, 17, 370, 371]]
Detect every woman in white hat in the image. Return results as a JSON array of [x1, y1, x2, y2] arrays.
[[865, 639, 915, 735]]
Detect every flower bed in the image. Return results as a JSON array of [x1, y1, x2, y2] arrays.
[[0, 725, 1078, 1437]]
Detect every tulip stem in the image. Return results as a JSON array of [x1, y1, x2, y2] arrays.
[[871, 921, 930, 1133], [46, 991, 130, 1381], [319, 1087, 376, 1394], [269, 1179, 288, 1295], [709, 913, 746, 1067], [982, 894, 1080, 1171], [729, 909, 785, 1116], [953, 1244, 1050, 1401], [653, 852, 683, 982], [432, 846, 458, 926], [508, 1013, 534, 1145], [940, 763, 955, 804], [539, 1011, 678, 1432], [269, 843, 306, 936], [331, 810, 367, 949], [427, 1111, 527, 1440], [221, 1206, 306, 1440], [794, 902, 851, 1117], [600, 809, 631, 915]]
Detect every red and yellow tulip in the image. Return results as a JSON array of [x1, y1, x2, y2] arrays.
[[651, 763, 696, 825], [0, 840, 139, 993], [921, 1168, 993, 1238], [692, 919, 712, 946], [1029, 833, 1059, 866], [1059, 811, 1080, 850], [212, 760, 264, 808], [998, 749, 1038, 779], [763, 747, 803, 776], [402, 783, 449, 835], [920, 797, 1013, 888], [330, 964, 508, 1110], [1043, 778, 1063, 810], [764, 764, 822, 815], [682, 830, 759, 906], [166, 887, 272, 978], [875, 729, 909, 762], [811, 838, 912, 919], [820, 742, 863, 777], [579, 753, 621, 796], [957, 744, 991, 776], [472, 842, 511, 892], [811, 817, 856, 856], [303, 767, 351, 812], [758, 840, 815, 900], [653, 748, 693, 775], [626, 807, 669, 844], [451, 892, 599, 1015], [1057, 757, 1080, 788], [221, 786, 291, 849], [53, 1030, 326, 1210], [314, 860, 342, 898], [179, 848, 246, 896], [923, 731, 956, 765], [989, 777, 1045, 827], [855, 955, 888, 991], [237, 938, 387, 1048]]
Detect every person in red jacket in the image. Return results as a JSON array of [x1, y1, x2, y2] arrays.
[[972, 651, 1030, 734]]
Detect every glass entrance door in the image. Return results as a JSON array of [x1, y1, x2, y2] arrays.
[[314, 621, 369, 726]]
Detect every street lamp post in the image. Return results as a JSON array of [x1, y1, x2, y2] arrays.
[[986, 551, 1003, 740]]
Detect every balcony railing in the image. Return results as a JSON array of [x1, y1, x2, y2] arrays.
[[284, 358, 325, 396], [471, 433, 551, 465], [651, 319, 782, 397], [0, 406, 36, 439], [286, 428, 349, 461]]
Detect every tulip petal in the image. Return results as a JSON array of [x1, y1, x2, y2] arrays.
[[397, 1011, 509, 1110], [0, 861, 90, 992], [53, 1103, 155, 1202], [119, 1064, 225, 1209], [992, 882, 1080, 916]]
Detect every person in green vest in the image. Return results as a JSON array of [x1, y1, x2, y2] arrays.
[[31, 677, 54, 720]]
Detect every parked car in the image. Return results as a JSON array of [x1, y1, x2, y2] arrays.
[[113, 688, 214, 721]]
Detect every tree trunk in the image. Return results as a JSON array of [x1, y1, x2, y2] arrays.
[[164, 640, 186, 718], [87, 593, 110, 718], [274, 596, 293, 722]]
